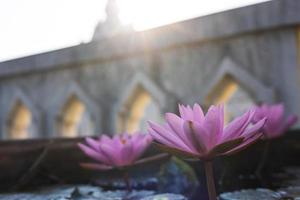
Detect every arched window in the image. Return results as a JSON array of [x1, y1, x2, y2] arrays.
[[7, 100, 33, 139], [57, 95, 94, 137], [117, 86, 163, 133], [205, 75, 256, 123]]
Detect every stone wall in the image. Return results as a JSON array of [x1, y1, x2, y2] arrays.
[[0, 0, 299, 139]]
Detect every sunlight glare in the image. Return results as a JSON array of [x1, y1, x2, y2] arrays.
[[118, 0, 270, 30]]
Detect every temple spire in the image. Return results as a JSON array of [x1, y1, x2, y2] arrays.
[[92, 0, 133, 41], [105, 0, 120, 25]]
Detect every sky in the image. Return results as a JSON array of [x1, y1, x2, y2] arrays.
[[0, 0, 270, 62]]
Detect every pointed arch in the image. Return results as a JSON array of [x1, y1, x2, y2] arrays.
[[2, 89, 38, 139], [47, 82, 100, 137], [113, 73, 166, 133], [204, 57, 275, 122], [204, 57, 274, 104], [7, 100, 32, 139]]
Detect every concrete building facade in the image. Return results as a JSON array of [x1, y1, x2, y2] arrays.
[[0, 0, 299, 139]]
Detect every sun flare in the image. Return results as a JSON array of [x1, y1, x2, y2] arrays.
[[117, 0, 270, 30], [118, 0, 188, 30]]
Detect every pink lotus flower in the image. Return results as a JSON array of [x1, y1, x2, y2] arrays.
[[78, 133, 152, 170], [148, 103, 266, 200], [148, 104, 266, 161], [253, 103, 298, 139]]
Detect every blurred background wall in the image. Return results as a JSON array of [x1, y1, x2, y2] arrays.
[[0, 0, 299, 139]]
